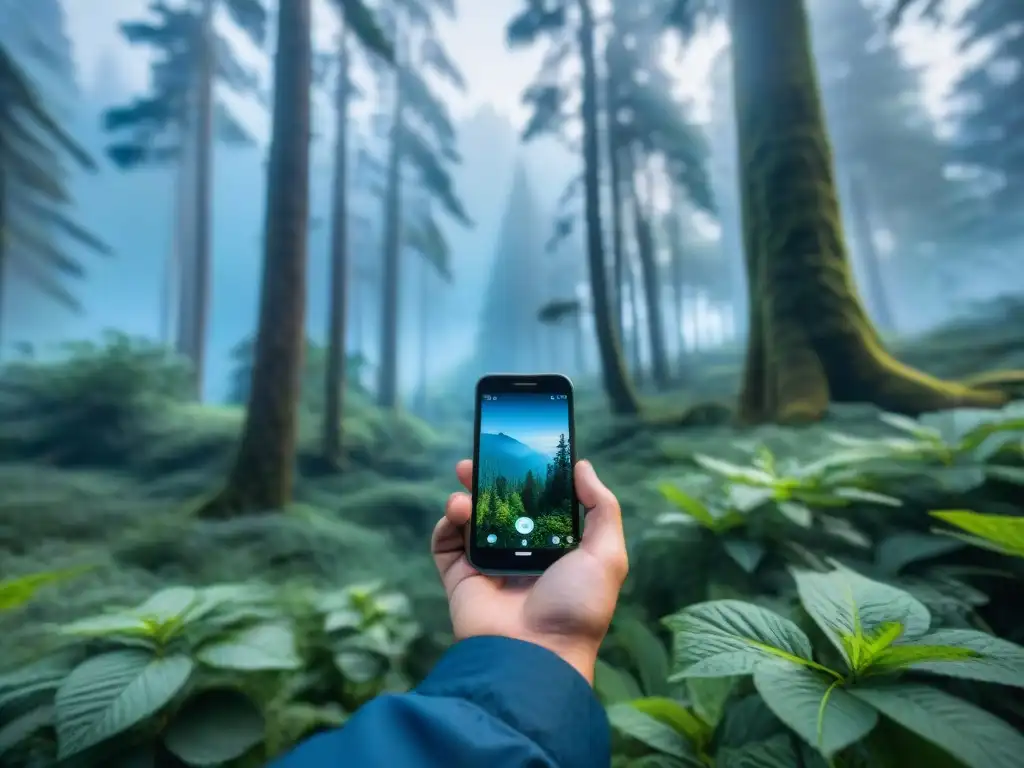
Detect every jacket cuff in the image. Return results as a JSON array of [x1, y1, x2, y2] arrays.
[[416, 635, 610, 768]]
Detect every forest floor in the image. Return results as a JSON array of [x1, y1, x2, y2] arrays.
[[2, 298, 1023, 657]]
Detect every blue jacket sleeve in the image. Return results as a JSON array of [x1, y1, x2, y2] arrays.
[[269, 636, 610, 768]]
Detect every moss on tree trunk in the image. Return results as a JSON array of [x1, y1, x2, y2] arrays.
[[199, 0, 311, 517], [730, 0, 1005, 424]]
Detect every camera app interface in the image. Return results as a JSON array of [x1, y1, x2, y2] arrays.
[[476, 393, 574, 550]]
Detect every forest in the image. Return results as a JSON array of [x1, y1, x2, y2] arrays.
[[475, 432, 574, 548], [1, 0, 1023, 765]]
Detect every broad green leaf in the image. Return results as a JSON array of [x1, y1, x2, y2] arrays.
[[791, 568, 931, 667], [198, 622, 301, 671], [893, 629, 1024, 687], [722, 539, 765, 573], [163, 689, 265, 766], [753, 663, 877, 757], [0, 705, 53, 756], [334, 649, 385, 683], [986, 465, 1024, 485], [628, 697, 711, 748], [614, 617, 672, 697], [879, 412, 939, 440], [62, 614, 151, 637], [875, 534, 964, 575], [819, 516, 871, 548], [595, 659, 642, 705], [831, 487, 902, 507], [693, 455, 774, 484], [324, 607, 363, 633], [55, 650, 193, 758], [776, 502, 812, 527], [851, 683, 1024, 768], [606, 703, 700, 762], [867, 644, 976, 675], [716, 695, 785, 749], [659, 485, 718, 528], [134, 586, 199, 622], [686, 676, 735, 727], [716, 734, 798, 768], [930, 510, 1024, 558], [727, 486, 775, 513], [664, 600, 814, 679]]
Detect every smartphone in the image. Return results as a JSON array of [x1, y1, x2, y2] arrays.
[[468, 373, 579, 575]]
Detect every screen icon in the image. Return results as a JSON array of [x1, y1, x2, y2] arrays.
[[551, 536, 560, 545], [550, 395, 554, 400], [567, 536, 573, 544], [514, 517, 535, 534], [521, 538, 528, 546], [486, 533, 497, 544]]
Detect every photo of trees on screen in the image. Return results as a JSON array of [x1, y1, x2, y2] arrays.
[[476, 432, 573, 548]]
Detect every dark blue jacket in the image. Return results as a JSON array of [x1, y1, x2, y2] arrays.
[[270, 636, 610, 767]]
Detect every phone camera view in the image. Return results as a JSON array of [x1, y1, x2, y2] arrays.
[[476, 393, 573, 549]]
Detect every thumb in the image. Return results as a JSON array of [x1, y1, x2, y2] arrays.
[[575, 460, 628, 581]]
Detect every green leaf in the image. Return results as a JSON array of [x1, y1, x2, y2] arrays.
[[879, 412, 940, 440], [831, 487, 902, 507], [716, 735, 798, 768], [777, 502, 812, 527], [614, 617, 672, 697], [606, 703, 700, 762], [792, 568, 931, 667], [727, 486, 775, 513], [664, 600, 814, 679], [629, 697, 711, 748], [875, 534, 964, 575], [55, 650, 193, 758], [62, 614, 152, 637], [851, 683, 1024, 768], [334, 649, 385, 683], [986, 465, 1024, 485], [930, 510, 1024, 558], [163, 689, 265, 766], [693, 455, 773, 485], [715, 694, 785, 748], [753, 663, 878, 757], [0, 567, 91, 611], [198, 622, 302, 671], [722, 539, 766, 574], [685, 676, 735, 727], [891, 629, 1024, 687], [867, 644, 977, 675], [595, 660, 643, 705], [0, 705, 53, 757], [659, 485, 720, 529], [134, 586, 200, 622]]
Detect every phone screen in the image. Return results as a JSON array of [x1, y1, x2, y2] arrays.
[[470, 375, 579, 571]]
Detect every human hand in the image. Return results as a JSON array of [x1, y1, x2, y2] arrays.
[[430, 459, 628, 684]]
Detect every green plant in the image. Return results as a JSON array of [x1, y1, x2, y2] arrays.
[[0, 332, 192, 467], [618, 566, 1024, 767], [931, 510, 1024, 558], [827, 404, 1024, 494], [0, 567, 91, 613], [0, 580, 420, 767]]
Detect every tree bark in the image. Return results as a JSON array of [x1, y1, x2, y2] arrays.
[[322, 28, 350, 464], [578, 0, 638, 414], [200, 0, 312, 516], [190, 0, 216, 399], [0, 140, 6, 355], [730, 0, 1003, 423], [603, 48, 627, 347], [377, 39, 404, 409], [630, 151, 669, 388], [847, 166, 895, 332]]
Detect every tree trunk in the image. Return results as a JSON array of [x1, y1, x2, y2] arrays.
[[630, 151, 669, 388], [604, 51, 626, 347], [377, 41, 404, 409], [665, 193, 686, 377], [0, 143, 6, 355], [189, 0, 216, 399], [322, 28, 350, 464], [730, 0, 1003, 423], [577, 0, 638, 414], [848, 166, 895, 332], [628, 256, 643, 382], [417, 256, 429, 414], [200, 0, 312, 516], [175, 86, 197, 365]]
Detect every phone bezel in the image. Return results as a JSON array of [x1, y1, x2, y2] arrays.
[[468, 373, 579, 574]]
